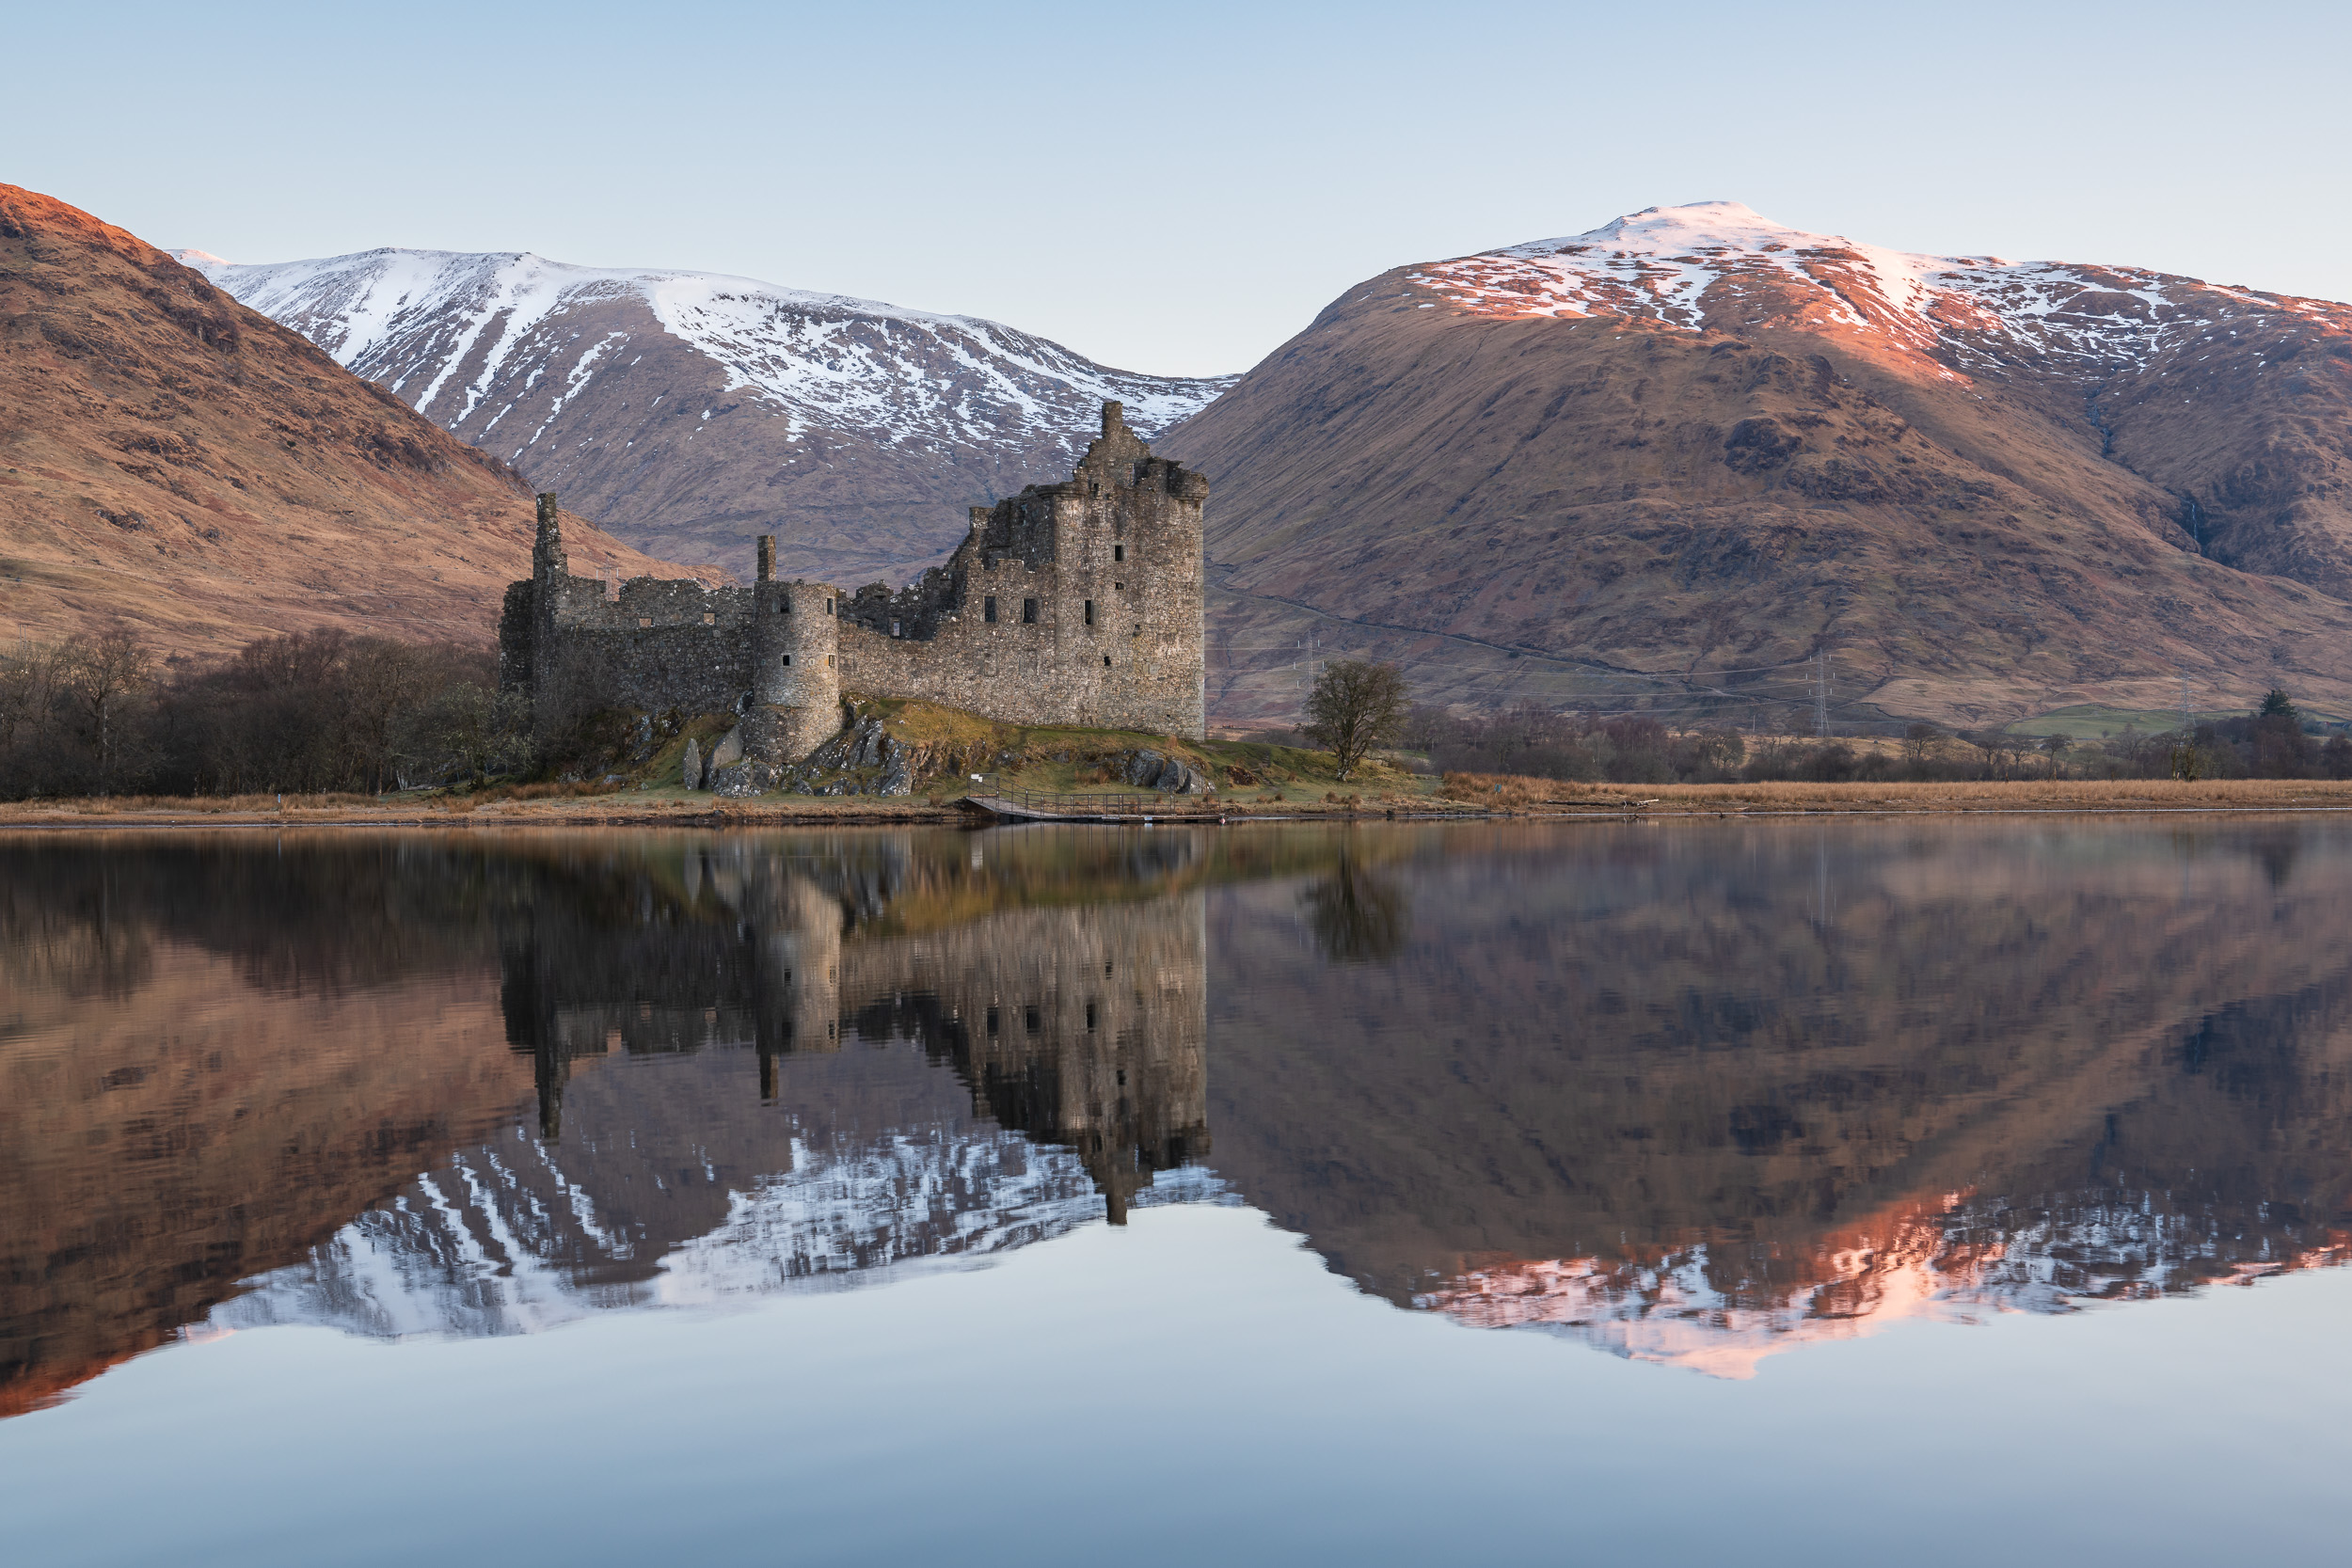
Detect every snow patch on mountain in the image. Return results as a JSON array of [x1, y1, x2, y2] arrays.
[[1419, 1191, 2352, 1379], [207, 1123, 1232, 1342], [178, 246, 1234, 460], [1407, 201, 2352, 378]]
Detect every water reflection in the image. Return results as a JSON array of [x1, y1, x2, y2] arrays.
[[1207, 822, 2352, 1376], [5, 820, 2352, 1418]]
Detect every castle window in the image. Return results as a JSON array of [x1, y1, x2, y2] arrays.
[[1103, 656, 1111, 667], [827, 655, 834, 668], [984, 595, 997, 624], [1084, 599, 1094, 626], [1113, 582, 1121, 592], [1114, 544, 1124, 562], [782, 594, 792, 614], [1022, 597, 1038, 624], [1024, 1005, 1041, 1034], [891, 620, 901, 638], [986, 1006, 999, 1036], [782, 655, 791, 666], [826, 598, 834, 615], [1086, 1003, 1096, 1032]]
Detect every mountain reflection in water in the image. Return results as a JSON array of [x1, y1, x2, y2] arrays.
[[5, 820, 2352, 1416]]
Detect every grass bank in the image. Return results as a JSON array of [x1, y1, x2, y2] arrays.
[[8, 774, 2352, 830]]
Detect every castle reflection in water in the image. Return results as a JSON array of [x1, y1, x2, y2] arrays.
[[8, 819, 2352, 1412]]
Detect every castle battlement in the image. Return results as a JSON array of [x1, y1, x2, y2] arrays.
[[499, 403, 1207, 765]]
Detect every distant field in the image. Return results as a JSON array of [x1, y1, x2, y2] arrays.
[[2008, 703, 2349, 738], [2006, 705, 2218, 739]]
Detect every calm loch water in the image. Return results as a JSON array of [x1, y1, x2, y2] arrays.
[[6, 820, 2352, 1564]]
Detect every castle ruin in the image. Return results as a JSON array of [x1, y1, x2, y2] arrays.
[[499, 403, 1208, 761]]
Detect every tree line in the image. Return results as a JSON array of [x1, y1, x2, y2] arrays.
[[0, 627, 528, 799], [1398, 690, 2352, 784]]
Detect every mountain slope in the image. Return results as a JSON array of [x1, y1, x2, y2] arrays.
[[1166, 202, 2352, 725], [183, 248, 1235, 588], [0, 186, 710, 659]]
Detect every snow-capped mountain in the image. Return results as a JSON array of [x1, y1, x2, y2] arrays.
[[179, 247, 1237, 586], [1408, 199, 2352, 383], [213, 1101, 1231, 1343], [1166, 200, 2352, 725], [1420, 1193, 2352, 1380]]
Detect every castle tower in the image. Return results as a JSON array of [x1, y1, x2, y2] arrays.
[[532, 492, 568, 581], [750, 535, 843, 761]]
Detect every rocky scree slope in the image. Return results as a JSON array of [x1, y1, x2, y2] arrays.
[[183, 247, 1235, 589], [1165, 202, 2352, 726], [0, 186, 711, 658]]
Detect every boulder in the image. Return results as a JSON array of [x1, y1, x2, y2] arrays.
[[711, 760, 781, 798], [681, 737, 703, 791], [1119, 748, 1214, 795], [709, 725, 745, 771]]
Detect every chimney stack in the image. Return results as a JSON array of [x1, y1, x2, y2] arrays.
[[757, 535, 775, 582]]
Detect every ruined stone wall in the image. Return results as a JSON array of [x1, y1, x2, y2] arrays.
[[837, 891, 1210, 1221], [501, 404, 1208, 753], [834, 404, 1207, 739]]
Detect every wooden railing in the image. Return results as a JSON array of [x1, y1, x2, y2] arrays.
[[974, 785, 1215, 812]]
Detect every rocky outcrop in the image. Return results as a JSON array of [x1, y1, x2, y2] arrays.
[[1119, 749, 1215, 795], [771, 717, 916, 797]]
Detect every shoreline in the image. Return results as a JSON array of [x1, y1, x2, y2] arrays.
[[8, 776, 2352, 830]]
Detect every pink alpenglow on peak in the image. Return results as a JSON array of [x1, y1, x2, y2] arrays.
[[1408, 200, 2352, 380]]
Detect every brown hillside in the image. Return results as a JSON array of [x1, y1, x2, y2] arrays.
[[0, 185, 720, 659], [1168, 209, 2352, 727]]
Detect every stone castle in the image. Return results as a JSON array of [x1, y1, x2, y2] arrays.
[[500, 403, 1208, 760]]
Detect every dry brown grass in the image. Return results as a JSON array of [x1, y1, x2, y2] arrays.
[[8, 773, 2352, 830], [1519, 776, 2352, 813]]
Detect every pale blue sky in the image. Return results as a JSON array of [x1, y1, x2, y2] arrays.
[[10, 1, 2347, 375]]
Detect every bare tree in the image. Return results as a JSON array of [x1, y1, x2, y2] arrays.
[[2039, 734, 2069, 779], [1901, 721, 1944, 768], [1303, 659, 1410, 782], [53, 629, 152, 792], [0, 641, 56, 752]]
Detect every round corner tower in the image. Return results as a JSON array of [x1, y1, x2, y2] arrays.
[[751, 562, 843, 762]]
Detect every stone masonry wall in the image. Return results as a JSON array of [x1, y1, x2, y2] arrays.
[[835, 404, 1207, 739], [501, 403, 1208, 756]]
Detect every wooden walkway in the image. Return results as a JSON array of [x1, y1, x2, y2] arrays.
[[960, 794, 1220, 824]]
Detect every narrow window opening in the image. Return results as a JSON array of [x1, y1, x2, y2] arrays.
[[1103, 656, 1111, 667], [1113, 582, 1122, 592], [1113, 544, 1124, 562], [782, 594, 792, 614], [1022, 597, 1038, 624], [1024, 1006, 1041, 1034], [1116, 1069, 1126, 1086], [782, 654, 791, 666], [826, 655, 834, 667], [1086, 1003, 1097, 1032], [891, 619, 901, 638], [1084, 599, 1095, 626], [986, 1006, 999, 1036], [826, 598, 834, 615], [984, 594, 998, 624]]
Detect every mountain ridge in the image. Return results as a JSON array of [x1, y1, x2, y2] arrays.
[[0, 185, 714, 660], [183, 245, 1236, 588], [1166, 201, 2352, 724]]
